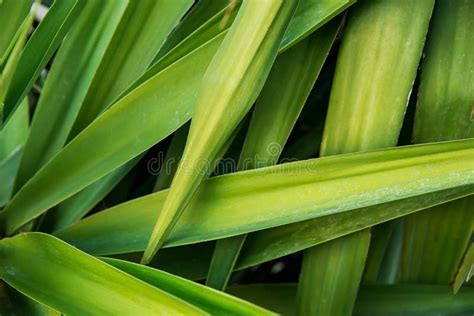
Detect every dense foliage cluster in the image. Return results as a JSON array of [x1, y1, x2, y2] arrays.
[[0, 0, 472, 314]]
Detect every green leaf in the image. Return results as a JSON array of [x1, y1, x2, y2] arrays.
[[151, 242, 216, 280], [0, 9, 34, 120], [402, 0, 474, 284], [237, 187, 474, 273], [105, 187, 473, 282], [320, 0, 433, 155], [0, 31, 222, 235], [0, 149, 22, 208], [376, 219, 404, 284], [297, 230, 371, 315], [142, 0, 300, 264], [206, 18, 341, 290], [402, 197, 474, 283], [0, 0, 387, 237], [42, 158, 140, 232], [103, 258, 275, 315], [453, 243, 474, 294], [0, 233, 207, 315], [229, 284, 296, 316], [238, 18, 341, 169], [14, 0, 128, 191], [126, 0, 354, 101], [226, 284, 474, 315], [69, 0, 194, 137], [117, 4, 239, 100], [153, 0, 228, 61], [297, 0, 434, 313], [0, 98, 29, 207], [0, 0, 33, 65], [362, 221, 395, 284], [46, 2, 210, 228], [153, 124, 190, 192], [355, 284, 474, 315], [412, 0, 474, 143], [0, 97, 29, 162], [54, 139, 474, 255], [130, 186, 473, 282], [2, 0, 83, 123], [0, 282, 59, 316], [279, 0, 355, 51], [206, 235, 247, 290]]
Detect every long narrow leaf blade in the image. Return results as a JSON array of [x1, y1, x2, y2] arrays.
[[0, 99, 29, 206], [237, 186, 474, 272], [0, 149, 23, 208], [153, 124, 190, 192], [0, 10, 34, 119], [362, 221, 396, 284], [142, 0, 300, 264], [72, 186, 472, 282], [402, 0, 474, 284], [153, 0, 227, 61], [453, 243, 474, 294], [54, 139, 474, 254], [42, 158, 140, 232], [0, 0, 33, 64], [103, 258, 275, 315], [2, 0, 83, 122], [0, 98, 29, 162], [226, 284, 474, 315], [280, 0, 354, 51], [0, 233, 206, 315], [0, 282, 59, 316], [297, 230, 371, 315]]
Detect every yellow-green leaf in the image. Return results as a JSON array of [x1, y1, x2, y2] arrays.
[[142, 0, 300, 264], [402, 0, 474, 284], [103, 258, 275, 315], [0, 233, 206, 315], [55, 140, 474, 255]]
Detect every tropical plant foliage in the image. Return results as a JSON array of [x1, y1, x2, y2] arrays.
[[0, 0, 473, 315]]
